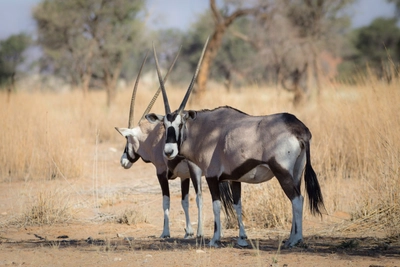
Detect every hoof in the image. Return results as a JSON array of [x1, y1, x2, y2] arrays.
[[237, 236, 249, 247], [283, 239, 303, 248], [160, 234, 171, 239], [208, 240, 221, 248], [184, 233, 194, 239]]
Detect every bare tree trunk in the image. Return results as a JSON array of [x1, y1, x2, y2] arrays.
[[196, 27, 225, 98], [6, 73, 15, 104], [104, 61, 122, 107], [310, 43, 322, 100], [195, 0, 263, 99], [81, 41, 95, 98], [81, 69, 91, 98], [281, 63, 308, 108]]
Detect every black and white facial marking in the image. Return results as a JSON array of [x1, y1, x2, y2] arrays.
[[115, 127, 142, 169], [120, 138, 141, 169], [163, 112, 184, 159]]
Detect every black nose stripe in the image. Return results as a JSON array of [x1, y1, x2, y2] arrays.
[[166, 126, 177, 143]]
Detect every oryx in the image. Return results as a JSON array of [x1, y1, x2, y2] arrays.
[[146, 39, 326, 248], [115, 50, 205, 239]]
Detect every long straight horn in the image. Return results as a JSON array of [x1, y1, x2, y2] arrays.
[[139, 46, 182, 122], [128, 51, 149, 128], [153, 43, 171, 114], [178, 36, 209, 113]]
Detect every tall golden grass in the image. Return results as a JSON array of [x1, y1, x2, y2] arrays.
[[0, 74, 399, 236]]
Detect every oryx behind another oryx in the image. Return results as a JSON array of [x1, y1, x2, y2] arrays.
[[115, 50, 205, 239], [146, 39, 326, 248]]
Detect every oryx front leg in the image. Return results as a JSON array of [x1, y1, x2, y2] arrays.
[[181, 178, 194, 239], [206, 177, 222, 247], [157, 173, 171, 238], [188, 162, 204, 238]]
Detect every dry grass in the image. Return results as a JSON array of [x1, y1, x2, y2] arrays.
[[116, 208, 148, 225], [0, 74, 399, 236], [22, 189, 74, 226]]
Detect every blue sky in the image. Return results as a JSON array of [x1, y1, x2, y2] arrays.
[[0, 0, 396, 40]]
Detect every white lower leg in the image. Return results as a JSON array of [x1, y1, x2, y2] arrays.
[[196, 193, 203, 237], [209, 200, 221, 247], [181, 194, 193, 238], [233, 200, 248, 247], [286, 195, 304, 247], [160, 195, 171, 238]]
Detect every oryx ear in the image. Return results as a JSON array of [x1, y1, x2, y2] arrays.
[[145, 113, 164, 124], [115, 127, 133, 137], [184, 110, 197, 120]]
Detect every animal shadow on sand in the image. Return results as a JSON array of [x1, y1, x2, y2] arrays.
[[3, 234, 399, 259]]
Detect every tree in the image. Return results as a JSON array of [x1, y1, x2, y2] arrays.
[[353, 17, 400, 79], [0, 33, 31, 88], [183, 0, 353, 106], [33, 0, 145, 106], [280, 0, 354, 103], [387, 0, 400, 18], [194, 0, 269, 99]]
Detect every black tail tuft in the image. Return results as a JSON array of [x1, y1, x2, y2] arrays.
[[219, 181, 237, 221], [304, 142, 326, 216]]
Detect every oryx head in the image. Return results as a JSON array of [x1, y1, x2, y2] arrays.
[[115, 48, 180, 168], [146, 38, 209, 160]]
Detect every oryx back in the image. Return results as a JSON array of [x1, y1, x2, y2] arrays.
[[180, 106, 311, 184]]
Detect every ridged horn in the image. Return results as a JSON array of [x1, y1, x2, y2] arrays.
[[178, 36, 209, 113], [139, 46, 182, 122], [128, 51, 149, 128], [153, 43, 171, 114]]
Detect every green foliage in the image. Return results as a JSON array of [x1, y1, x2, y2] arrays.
[[387, 0, 400, 18], [351, 18, 400, 78], [178, 0, 354, 88], [355, 18, 400, 61], [33, 0, 145, 94], [0, 33, 31, 87], [284, 0, 354, 39]]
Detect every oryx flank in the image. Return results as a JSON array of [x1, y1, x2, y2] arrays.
[[115, 50, 205, 239], [146, 39, 326, 248]]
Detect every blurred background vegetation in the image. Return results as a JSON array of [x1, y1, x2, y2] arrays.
[[0, 0, 399, 107]]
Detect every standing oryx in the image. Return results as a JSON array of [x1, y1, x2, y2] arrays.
[[146, 39, 326, 248], [115, 50, 205, 239]]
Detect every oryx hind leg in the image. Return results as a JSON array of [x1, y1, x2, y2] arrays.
[[180, 177, 194, 238], [157, 172, 171, 238], [231, 181, 248, 247], [188, 162, 204, 238], [268, 157, 304, 248], [206, 177, 221, 247]]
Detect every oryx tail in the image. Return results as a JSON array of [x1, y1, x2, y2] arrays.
[[304, 142, 324, 216]]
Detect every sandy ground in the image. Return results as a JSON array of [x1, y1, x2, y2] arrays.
[[0, 142, 399, 267]]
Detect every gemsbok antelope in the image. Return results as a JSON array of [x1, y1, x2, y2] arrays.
[[146, 39, 326, 248], [115, 50, 205, 239]]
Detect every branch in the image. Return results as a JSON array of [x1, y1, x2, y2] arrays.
[[210, 0, 222, 24], [224, 7, 260, 27], [229, 29, 261, 50], [210, 0, 268, 28]]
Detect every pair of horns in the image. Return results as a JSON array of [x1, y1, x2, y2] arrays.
[[128, 47, 181, 128], [153, 37, 210, 115]]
